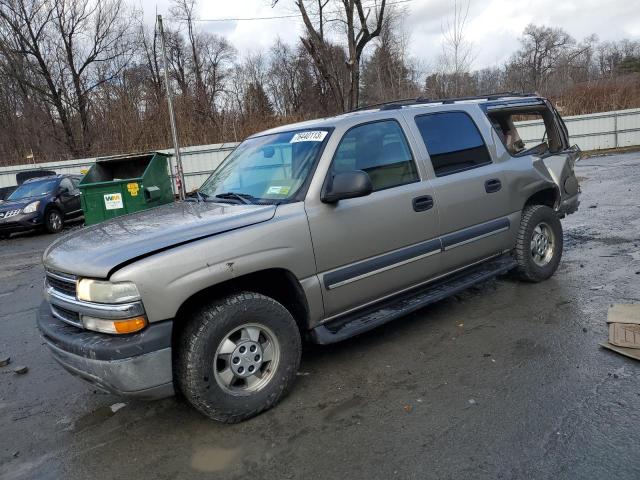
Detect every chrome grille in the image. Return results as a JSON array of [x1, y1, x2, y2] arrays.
[[0, 210, 20, 219], [46, 270, 77, 298]]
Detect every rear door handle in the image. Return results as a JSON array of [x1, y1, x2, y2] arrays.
[[412, 195, 434, 212], [485, 179, 502, 193]]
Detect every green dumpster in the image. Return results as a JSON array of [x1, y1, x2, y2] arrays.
[[79, 152, 174, 226]]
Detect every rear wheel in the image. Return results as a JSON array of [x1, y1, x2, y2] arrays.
[[175, 292, 301, 423], [514, 205, 563, 282], [45, 209, 64, 234]]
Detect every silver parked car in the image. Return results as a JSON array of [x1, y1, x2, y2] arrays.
[[38, 93, 580, 422]]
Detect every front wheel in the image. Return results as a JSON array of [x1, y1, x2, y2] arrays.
[[175, 292, 301, 423], [45, 209, 64, 234], [514, 205, 563, 282]]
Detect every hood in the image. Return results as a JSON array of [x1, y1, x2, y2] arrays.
[[43, 201, 276, 278], [0, 195, 46, 211]]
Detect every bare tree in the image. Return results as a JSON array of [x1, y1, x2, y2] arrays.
[[597, 39, 640, 76], [508, 24, 575, 92], [4, 1, 640, 167], [360, 10, 420, 104], [438, 0, 473, 96], [54, 0, 135, 151], [0, 0, 135, 157], [139, 20, 163, 105], [170, 0, 235, 125], [170, 0, 203, 99], [273, 0, 386, 111]]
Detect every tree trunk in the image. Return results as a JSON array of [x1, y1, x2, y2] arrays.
[[349, 63, 360, 110]]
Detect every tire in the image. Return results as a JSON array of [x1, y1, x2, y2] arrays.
[[514, 204, 563, 282], [175, 292, 302, 423], [45, 209, 64, 234]]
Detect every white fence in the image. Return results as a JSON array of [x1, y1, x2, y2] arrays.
[[515, 107, 640, 151], [2, 107, 639, 190]]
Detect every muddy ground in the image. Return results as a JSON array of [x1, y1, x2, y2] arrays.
[[1, 152, 639, 480]]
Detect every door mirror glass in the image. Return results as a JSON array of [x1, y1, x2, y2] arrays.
[[322, 170, 373, 204]]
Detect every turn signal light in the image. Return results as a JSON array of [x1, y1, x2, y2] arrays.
[[82, 315, 147, 334], [114, 316, 147, 334]]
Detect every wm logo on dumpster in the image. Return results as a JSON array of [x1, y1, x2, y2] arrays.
[[104, 193, 124, 210]]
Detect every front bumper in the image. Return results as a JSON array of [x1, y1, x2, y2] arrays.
[[0, 211, 42, 233], [37, 301, 175, 399]]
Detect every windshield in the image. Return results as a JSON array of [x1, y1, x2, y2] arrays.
[[199, 129, 331, 203], [8, 178, 58, 201]]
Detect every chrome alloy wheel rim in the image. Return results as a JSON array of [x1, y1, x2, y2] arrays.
[[50, 212, 62, 231], [213, 323, 280, 395], [531, 222, 555, 267]]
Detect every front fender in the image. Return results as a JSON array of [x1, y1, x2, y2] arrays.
[[109, 203, 317, 323]]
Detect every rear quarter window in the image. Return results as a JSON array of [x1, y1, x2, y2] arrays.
[[414, 112, 492, 177]]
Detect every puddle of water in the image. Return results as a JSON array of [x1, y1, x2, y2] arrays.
[[0, 453, 60, 480], [323, 395, 365, 421], [191, 446, 241, 473]]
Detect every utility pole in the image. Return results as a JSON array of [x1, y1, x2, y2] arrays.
[[157, 14, 186, 200]]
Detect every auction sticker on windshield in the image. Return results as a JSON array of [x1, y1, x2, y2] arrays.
[[290, 131, 327, 143], [104, 193, 123, 210]]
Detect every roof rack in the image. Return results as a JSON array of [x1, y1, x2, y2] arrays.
[[353, 92, 538, 112]]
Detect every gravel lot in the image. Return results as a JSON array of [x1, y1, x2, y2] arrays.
[[1, 152, 639, 480]]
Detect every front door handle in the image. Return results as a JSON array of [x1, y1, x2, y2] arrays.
[[413, 195, 434, 212], [485, 178, 502, 193]]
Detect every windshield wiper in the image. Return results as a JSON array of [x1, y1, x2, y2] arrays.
[[213, 192, 254, 205], [185, 190, 209, 203]]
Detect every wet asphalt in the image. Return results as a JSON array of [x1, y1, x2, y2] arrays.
[[1, 152, 639, 480]]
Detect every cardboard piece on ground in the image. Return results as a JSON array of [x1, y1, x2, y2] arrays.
[[607, 304, 640, 325], [601, 342, 640, 361], [607, 304, 640, 349], [608, 323, 640, 349]]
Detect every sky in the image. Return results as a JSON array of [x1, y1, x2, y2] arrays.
[[141, 0, 640, 71]]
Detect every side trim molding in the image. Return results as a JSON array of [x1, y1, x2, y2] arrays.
[[324, 238, 442, 290], [441, 218, 510, 251], [322, 216, 511, 290]]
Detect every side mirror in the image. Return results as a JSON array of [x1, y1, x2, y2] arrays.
[[321, 170, 373, 204]]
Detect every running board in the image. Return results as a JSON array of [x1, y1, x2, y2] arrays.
[[310, 254, 517, 345]]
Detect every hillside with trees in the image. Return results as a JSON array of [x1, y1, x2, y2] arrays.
[[0, 0, 639, 165]]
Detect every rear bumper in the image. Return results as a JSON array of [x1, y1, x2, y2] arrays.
[[37, 301, 174, 399], [558, 193, 580, 217]]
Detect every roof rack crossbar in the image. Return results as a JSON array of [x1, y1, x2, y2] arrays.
[[352, 92, 538, 112]]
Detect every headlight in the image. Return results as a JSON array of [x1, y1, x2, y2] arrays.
[[77, 279, 140, 304], [22, 201, 40, 214]]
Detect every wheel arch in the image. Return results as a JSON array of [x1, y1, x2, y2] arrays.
[[523, 186, 559, 210], [43, 202, 64, 230], [171, 268, 311, 345], [43, 201, 62, 216]]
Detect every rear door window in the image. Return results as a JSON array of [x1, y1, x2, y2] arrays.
[[414, 112, 492, 177], [331, 120, 418, 191]]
